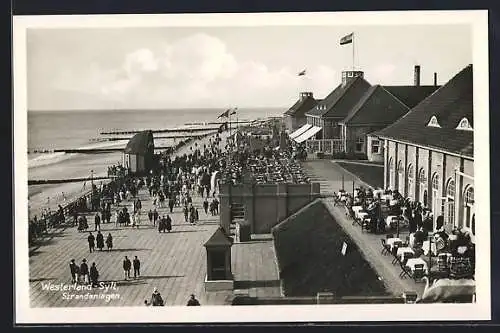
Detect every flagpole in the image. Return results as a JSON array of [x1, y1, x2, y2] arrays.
[[352, 32, 355, 71]]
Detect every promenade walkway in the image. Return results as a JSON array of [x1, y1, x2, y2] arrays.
[[301, 160, 425, 298], [29, 132, 237, 307]]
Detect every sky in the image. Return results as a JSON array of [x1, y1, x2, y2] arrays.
[[27, 24, 472, 110]]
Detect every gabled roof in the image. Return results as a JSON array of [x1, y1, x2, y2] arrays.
[[305, 77, 372, 118], [204, 227, 233, 247], [340, 85, 410, 126], [271, 199, 388, 297], [284, 96, 318, 117], [124, 130, 154, 155], [383, 85, 441, 109], [375, 64, 473, 158]]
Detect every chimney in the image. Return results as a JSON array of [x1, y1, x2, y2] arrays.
[[414, 65, 421, 86], [434, 72, 438, 86], [300, 92, 313, 101]]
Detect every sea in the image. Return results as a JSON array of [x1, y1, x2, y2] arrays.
[[27, 108, 283, 216]]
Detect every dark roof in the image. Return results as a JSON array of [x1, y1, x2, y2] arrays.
[[284, 96, 318, 117], [271, 200, 387, 297], [375, 64, 473, 158], [204, 227, 233, 247], [383, 85, 441, 109], [123, 130, 154, 155], [340, 85, 410, 126], [305, 77, 372, 118]]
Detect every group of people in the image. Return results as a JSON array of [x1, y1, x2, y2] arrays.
[[69, 258, 100, 286], [145, 289, 201, 307], [87, 231, 113, 252]]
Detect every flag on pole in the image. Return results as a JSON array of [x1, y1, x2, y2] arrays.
[[340, 33, 353, 45], [217, 109, 231, 119], [298, 69, 306, 76], [230, 107, 238, 115]]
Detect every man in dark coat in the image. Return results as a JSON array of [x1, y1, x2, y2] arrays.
[[166, 215, 172, 232], [69, 259, 79, 283], [80, 258, 89, 284], [106, 233, 113, 251], [153, 208, 159, 226], [187, 294, 201, 306], [183, 206, 189, 222], [203, 198, 209, 214], [133, 256, 141, 278], [168, 197, 175, 213], [123, 256, 131, 280], [89, 262, 99, 287], [96, 231, 104, 251], [94, 213, 101, 231], [87, 232, 95, 253], [148, 209, 153, 224]]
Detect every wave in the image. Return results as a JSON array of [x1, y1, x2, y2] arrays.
[[28, 152, 76, 169]]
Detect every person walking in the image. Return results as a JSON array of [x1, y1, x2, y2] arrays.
[[153, 208, 159, 227], [79, 258, 89, 284], [96, 231, 104, 251], [89, 262, 99, 287], [69, 259, 79, 283], [87, 232, 95, 253], [94, 213, 101, 231], [123, 256, 132, 280], [187, 294, 201, 306], [148, 209, 153, 225], [133, 256, 141, 278], [166, 215, 172, 233], [183, 206, 189, 223], [168, 197, 174, 213], [194, 208, 199, 223], [106, 233, 113, 251], [203, 198, 209, 215]]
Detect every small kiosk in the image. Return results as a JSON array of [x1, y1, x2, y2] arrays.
[[204, 227, 234, 291]]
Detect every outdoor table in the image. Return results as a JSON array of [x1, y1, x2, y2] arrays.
[[381, 194, 392, 201], [357, 212, 369, 221], [386, 237, 403, 251], [397, 247, 415, 260], [423, 240, 437, 256], [385, 215, 403, 227], [406, 258, 429, 274], [352, 206, 364, 216]]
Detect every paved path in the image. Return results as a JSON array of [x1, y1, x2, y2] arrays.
[[301, 160, 425, 298], [29, 132, 236, 307]]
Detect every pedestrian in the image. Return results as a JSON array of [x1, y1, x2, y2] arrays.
[[168, 197, 174, 213], [94, 212, 101, 231], [79, 258, 89, 284], [148, 209, 153, 224], [194, 208, 199, 223], [87, 232, 95, 253], [153, 208, 159, 226], [187, 294, 201, 306], [69, 259, 79, 283], [123, 256, 131, 280], [166, 215, 172, 233], [96, 231, 104, 251], [150, 288, 165, 306], [183, 206, 189, 222], [89, 262, 99, 287], [133, 256, 141, 278], [115, 210, 120, 227], [203, 198, 209, 214], [106, 233, 113, 251]]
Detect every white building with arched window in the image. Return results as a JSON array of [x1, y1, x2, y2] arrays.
[[374, 64, 475, 239]]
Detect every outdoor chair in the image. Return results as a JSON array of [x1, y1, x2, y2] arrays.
[[380, 239, 390, 255], [399, 262, 413, 279], [391, 245, 400, 264], [413, 264, 426, 282]]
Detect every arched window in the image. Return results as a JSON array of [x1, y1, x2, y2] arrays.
[[389, 157, 394, 171], [407, 164, 414, 179], [456, 117, 473, 131], [397, 161, 404, 194], [397, 161, 404, 173], [432, 173, 439, 190], [418, 168, 426, 184], [427, 116, 441, 128], [447, 179, 456, 198], [465, 186, 474, 205]]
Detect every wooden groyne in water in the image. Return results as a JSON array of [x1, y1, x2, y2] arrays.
[[29, 146, 173, 154], [100, 126, 220, 135], [91, 132, 217, 142], [28, 176, 114, 185]]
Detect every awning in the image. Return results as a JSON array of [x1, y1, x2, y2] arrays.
[[289, 124, 312, 139], [294, 126, 322, 143]]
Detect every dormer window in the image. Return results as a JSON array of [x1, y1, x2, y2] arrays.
[[427, 116, 441, 128], [456, 117, 473, 131]]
